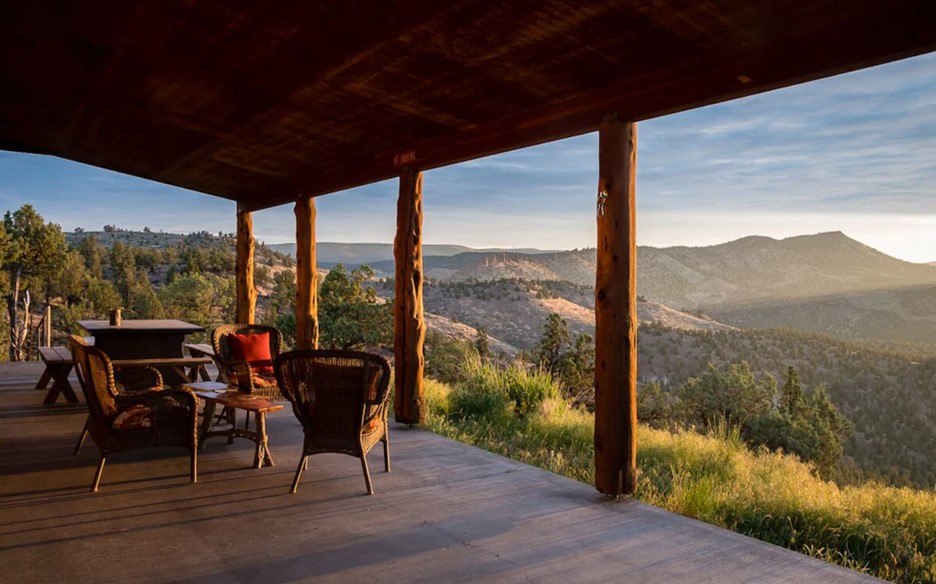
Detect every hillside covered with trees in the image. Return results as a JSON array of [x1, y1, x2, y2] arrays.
[[3, 206, 934, 490]]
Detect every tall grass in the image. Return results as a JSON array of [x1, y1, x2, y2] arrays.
[[422, 365, 936, 583]]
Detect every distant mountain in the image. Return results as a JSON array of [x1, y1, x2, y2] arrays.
[[384, 232, 936, 310], [372, 232, 936, 348], [639, 232, 936, 309], [269, 242, 560, 267]]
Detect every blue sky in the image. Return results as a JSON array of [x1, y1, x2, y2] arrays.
[[1, 52, 934, 262]]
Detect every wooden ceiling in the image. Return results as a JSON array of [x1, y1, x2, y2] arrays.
[[1, 1, 935, 211]]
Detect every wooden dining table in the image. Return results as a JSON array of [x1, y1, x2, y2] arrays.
[[79, 319, 207, 386]]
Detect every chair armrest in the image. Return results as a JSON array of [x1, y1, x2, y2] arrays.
[[221, 359, 257, 392], [114, 366, 163, 392]]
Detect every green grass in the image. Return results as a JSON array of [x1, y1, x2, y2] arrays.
[[421, 364, 936, 584]]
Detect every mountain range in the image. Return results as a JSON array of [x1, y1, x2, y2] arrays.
[[363, 232, 936, 350], [268, 242, 559, 267]]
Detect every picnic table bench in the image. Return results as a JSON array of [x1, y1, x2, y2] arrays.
[[37, 347, 212, 404], [37, 347, 79, 404], [183, 342, 220, 381]]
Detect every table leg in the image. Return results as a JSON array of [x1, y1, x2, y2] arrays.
[[198, 400, 216, 450], [254, 412, 274, 468]]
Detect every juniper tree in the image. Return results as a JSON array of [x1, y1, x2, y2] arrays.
[[1, 205, 67, 360]]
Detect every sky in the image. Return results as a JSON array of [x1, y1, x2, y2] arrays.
[[1, 52, 934, 262]]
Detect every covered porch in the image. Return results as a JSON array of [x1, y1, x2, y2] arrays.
[[0, 361, 874, 582], [5, 0, 935, 498]]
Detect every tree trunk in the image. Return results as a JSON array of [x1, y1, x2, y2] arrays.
[[294, 196, 319, 350], [594, 120, 638, 496], [7, 266, 23, 361], [393, 170, 426, 424], [235, 207, 257, 324]]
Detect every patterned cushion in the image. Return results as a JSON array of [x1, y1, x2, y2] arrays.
[[362, 416, 381, 435], [112, 404, 154, 430], [229, 370, 278, 389]]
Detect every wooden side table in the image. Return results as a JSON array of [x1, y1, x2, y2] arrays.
[[185, 381, 284, 468]]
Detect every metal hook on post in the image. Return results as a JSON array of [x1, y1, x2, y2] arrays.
[[596, 189, 608, 218]]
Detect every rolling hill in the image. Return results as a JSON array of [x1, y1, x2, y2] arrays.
[[382, 279, 736, 350], [371, 232, 936, 348]]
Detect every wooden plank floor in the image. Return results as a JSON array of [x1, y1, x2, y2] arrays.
[[0, 361, 878, 583]]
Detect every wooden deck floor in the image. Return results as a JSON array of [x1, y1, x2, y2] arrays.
[[0, 361, 878, 583]]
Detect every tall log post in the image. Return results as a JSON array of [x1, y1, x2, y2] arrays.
[[294, 196, 319, 350], [393, 170, 426, 424], [235, 206, 257, 324], [594, 120, 638, 496], [44, 304, 52, 347]]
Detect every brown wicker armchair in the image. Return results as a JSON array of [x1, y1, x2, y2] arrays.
[[274, 350, 392, 495], [211, 324, 284, 401], [72, 337, 166, 455], [68, 335, 199, 492]]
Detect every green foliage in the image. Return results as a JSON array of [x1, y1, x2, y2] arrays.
[[159, 273, 215, 325], [255, 264, 272, 289], [425, 330, 478, 385], [421, 355, 936, 583], [2, 205, 68, 291], [679, 361, 774, 428], [2, 205, 68, 360], [474, 326, 490, 359], [781, 366, 805, 415], [274, 312, 296, 348], [674, 361, 852, 477], [446, 355, 560, 421], [261, 269, 297, 347], [536, 312, 569, 372], [318, 264, 392, 350], [558, 331, 594, 399], [637, 381, 676, 427], [530, 313, 594, 400], [636, 324, 936, 487], [157, 272, 234, 333]]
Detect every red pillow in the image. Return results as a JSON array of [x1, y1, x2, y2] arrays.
[[229, 332, 274, 374]]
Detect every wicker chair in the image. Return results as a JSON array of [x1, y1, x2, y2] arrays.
[[72, 337, 168, 455], [68, 335, 199, 492], [274, 350, 392, 495], [211, 324, 284, 401]]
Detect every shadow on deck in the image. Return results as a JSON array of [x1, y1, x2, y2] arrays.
[[0, 361, 876, 583]]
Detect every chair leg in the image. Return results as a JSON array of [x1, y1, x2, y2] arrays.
[[74, 416, 90, 455], [91, 453, 107, 492], [191, 446, 198, 484], [361, 454, 374, 495], [290, 455, 308, 494], [383, 434, 391, 472]]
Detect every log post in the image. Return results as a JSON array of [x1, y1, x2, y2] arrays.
[[44, 304, 51, 347], [235, 206, 256, 324], [393, 170, 426, 424], [294, 196, 319, 350], [594, 120, 638, 496]]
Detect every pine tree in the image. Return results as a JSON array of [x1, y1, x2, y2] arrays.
[[781, 366, 804, 415]]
